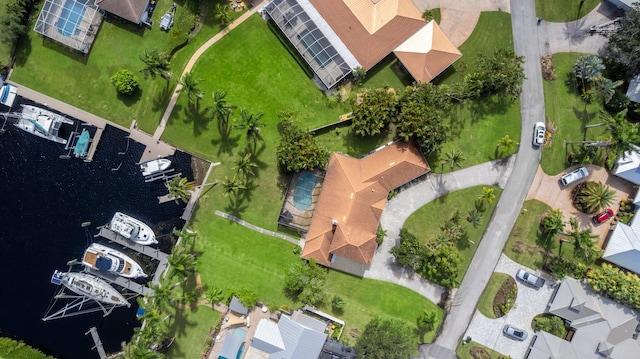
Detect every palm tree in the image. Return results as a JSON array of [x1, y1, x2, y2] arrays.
[[567, 217, 601, 263], [496, 135, 517, 157], [478, 186, 496, 205], [416, 309, 437, 331], [222, 175, 246, 198], [541, 209, 565, 234], [165, 175, 195, 204], [595, 78, 623, 104], [236, 109, 265, 149], [172, 226, 197, 248], [167, 245, 197, 281], [139, 48, 172, 80], [442, 147, 466, 171], [147, 282, 176, 313], [209, 91, 235, 125], [177, 71, 204, 104], [573, 55, 604, 85], [601, 109, 640, 160], [206, 287, 225, 304], [578, 181, 616, 214], [214, 3, 232, 26], [233, 152, 258, 179], [466, 209, 482, 228]]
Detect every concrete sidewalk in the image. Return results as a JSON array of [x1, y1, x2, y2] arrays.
[[364, 156, 516, 304]]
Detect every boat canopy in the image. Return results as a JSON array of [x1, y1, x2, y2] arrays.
[[96, 256, 113, 271]]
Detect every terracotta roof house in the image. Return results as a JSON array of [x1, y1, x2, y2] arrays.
[[301, 141, 429, 276], [526, 277, 640, 359], [263, 0, 460, 89], [95, 0, 149, 24]]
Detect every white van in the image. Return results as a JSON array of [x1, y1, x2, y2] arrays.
[[560, 167, 589, 186]]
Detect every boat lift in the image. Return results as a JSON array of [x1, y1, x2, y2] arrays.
[[42, 269, 136, 321], [588, 17, 622, 35]]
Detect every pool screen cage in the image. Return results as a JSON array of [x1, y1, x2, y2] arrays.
[[278, 170, 326, 233], [34, 0, 104, 54]]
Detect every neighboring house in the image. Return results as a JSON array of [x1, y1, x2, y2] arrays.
[[229, 296, 250, 316], [626, 75, 640, 103], [245, 311, 328, 359], [606, 0, 637, 12], [301, 141, 429, 276], [263, 0, 460, 89], [526, 277, 640, 359], [95, 0, 150, 24], [602, 187, 640, 275], [613, 145, 640, 185]]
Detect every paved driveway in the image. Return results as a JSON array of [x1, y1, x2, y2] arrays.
[[463, 254, 555, 358]]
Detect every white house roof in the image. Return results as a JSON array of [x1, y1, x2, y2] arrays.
[[252, 319, 285, 354], [627, 75, 640, 103], [527, 331, 579, 359], [613, 146, 640, 185], [249, 313, 327, 359], [603, 222, 640, 274]]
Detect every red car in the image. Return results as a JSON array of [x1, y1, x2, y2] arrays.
[[593, 208, 614, 224]]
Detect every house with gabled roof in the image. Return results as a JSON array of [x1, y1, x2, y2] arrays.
[[95, 0, 150, 24], [526, 277, 640, 359], [263, 0, 460, 89], [301, 141, 429, 276]]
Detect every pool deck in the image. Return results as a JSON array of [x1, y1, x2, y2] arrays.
[[207, 304, 273, 359]]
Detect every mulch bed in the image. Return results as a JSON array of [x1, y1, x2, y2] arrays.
[[493, 276, 517, 318]]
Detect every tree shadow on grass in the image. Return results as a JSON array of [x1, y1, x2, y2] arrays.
[[211, 132, 241, 156], [225, 196, 248, 217], [467, 95, 512, 124], [41, 37, 88, 64], [184, 102, 211, 137], [116, 88, 142, 107], [153, 82, 174, 113], [342, 128, 389, 157]]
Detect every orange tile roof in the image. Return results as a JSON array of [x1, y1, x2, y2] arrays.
[[394, 21, 462, 83], [302, 141, 429, 266], [309, 0, 426, 70]]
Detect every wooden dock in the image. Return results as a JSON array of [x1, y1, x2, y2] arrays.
[[85, 327, 107, 359], [85, 126, 103, 162], [87, 268, 153, 296]]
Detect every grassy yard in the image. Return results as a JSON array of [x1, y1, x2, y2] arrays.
[[165, 305, 220, 359], [457, 340, 508, 359], [0, 4, 11, 65], [541, 52, 607, 175], [477, 272, 510, 319], [403, 185, 503, 283], [11, 0, 239, 133], [535, 0, 601, 22]]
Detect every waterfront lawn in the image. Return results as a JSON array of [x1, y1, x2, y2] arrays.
[[166, 305, 220, 359], [540, 52, 606, 175], [535, 0, 601, 23], [456, 340, 507, 359], [0, 5, 11, 65], [11, 0, 237, 133], [477, 272, 510, 319], [403, 185, 503, 283]]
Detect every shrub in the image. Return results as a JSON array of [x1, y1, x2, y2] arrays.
[[110, 69, 139, 95], [534, 314, 567, 339]]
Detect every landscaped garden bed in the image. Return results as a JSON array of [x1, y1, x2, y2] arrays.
[[492, 276, 517, 317]]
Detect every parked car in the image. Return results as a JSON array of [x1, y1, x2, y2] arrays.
[[560, 166, 589, 186], [532, 122, 546, 146], [593, 208, 615, 224], [516, 269, 545, 287], [503, 325, 528, 341]]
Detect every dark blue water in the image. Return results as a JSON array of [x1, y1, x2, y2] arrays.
[[0, 103, 193, 358]]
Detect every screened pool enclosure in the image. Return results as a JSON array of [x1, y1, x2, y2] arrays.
[[34, 0, 103, 54]]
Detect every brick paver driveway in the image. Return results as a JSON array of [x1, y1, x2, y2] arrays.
[[463, 254, 555, 358]]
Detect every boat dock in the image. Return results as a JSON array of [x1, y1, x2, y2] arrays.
[[85, 327, 107, 359], [129, 120, 176, 164], [86, 268, 153, 296], [97, 227, 169, 288]]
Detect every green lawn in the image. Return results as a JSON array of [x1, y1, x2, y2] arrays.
[[0, 4, 11, 65], [541, 52, 607, 175], [11, 0, 238, 133], [535, 0, 601, 22], [403, 185, 503, 283], [477, 272, 510, 319], [165, 305, 220, 359], [457, 340, 508, 359], [360, 54, 415, 91]]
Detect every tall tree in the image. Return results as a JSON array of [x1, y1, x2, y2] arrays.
[[167, 245, 197, 281], [496, 134, 517, 157], [577, 181, 616, 214], [567, 217, 601, 263], [165, 175, 195, 204], [573, 55, 605, 85], [351, 87, 397, 136], [284, 259, 327, 305], [177, 71, 204, 104], [442, 147, 466, 171], [233, 152, 258, 179], [208, 91, 235, 127], [601, 109, 640, 160], [355, 317, 415, 359], [222, 174, 246, 198], [236, 109, 265, 149], [139, 48, 172, 80], [214, 3, 232, 26], [276, 120, 331, 172], [606, 3, 640, 76]]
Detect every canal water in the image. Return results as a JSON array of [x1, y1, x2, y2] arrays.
[[0, 103, 194, 358]]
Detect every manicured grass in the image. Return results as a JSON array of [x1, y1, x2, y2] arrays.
[[403, 185, 503, 283], [477, 272, 510, 319], [435, 12, 513, 86], [541, 52, 607, 175], [535, 0, 601, 23], [11, 0, 237, 133], [165, 305, 220, 359], [0, 5, 11, 65], [360, 54, 415, 91], [456, 341, 507, 359]]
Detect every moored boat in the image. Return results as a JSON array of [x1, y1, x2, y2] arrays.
[[82, 243, 147, 279], [140, 158, 172, 177], [73, 129, 91, 158], [14, 105, 74, 144], [108, 212, 158, 245], [51, 270, 129, 307]]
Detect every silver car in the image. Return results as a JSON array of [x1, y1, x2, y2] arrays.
[[532, 122, 545, 146], [503, 325, 528, 341]]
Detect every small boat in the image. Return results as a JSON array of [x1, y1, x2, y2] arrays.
[[51, 270, 130, 307], [14, 105, 74, 144], [73, 129, 91, 158], [0, 84, 17, 108], [82, 243, 147, 279], [108, 212, 158, 245], [140, 158, 172, 177]]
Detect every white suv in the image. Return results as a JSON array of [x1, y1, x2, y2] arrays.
[[560, 166, 589, 186], [532, 122, 545, 146]]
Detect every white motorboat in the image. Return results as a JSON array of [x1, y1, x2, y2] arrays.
[[140, 158, 172, 177], [108, 212, 158, 245], [51, 271, 129, 307], [82, 243, 147, 279], [14, 105, 74, 144]]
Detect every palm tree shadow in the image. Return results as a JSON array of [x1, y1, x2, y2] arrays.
[[242, 180, 257, 202], [153, 82, 174, 113], [184, 102, 210, 137], [225, 196, 248, 217], [212, 133, 241, 155]]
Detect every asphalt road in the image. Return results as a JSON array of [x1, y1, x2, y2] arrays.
[[419, 0, 543, 357]]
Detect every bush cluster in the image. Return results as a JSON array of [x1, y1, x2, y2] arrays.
[[110, 69, 139, 95], [587, 263, 640, 309]]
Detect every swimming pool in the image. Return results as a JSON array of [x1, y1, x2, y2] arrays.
[[293, 172, 318, 210], [233, 329, 246, 359], [55, 0, 87, 37]]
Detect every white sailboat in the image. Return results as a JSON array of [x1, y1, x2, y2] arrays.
[[51, 271, 129, 307]]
